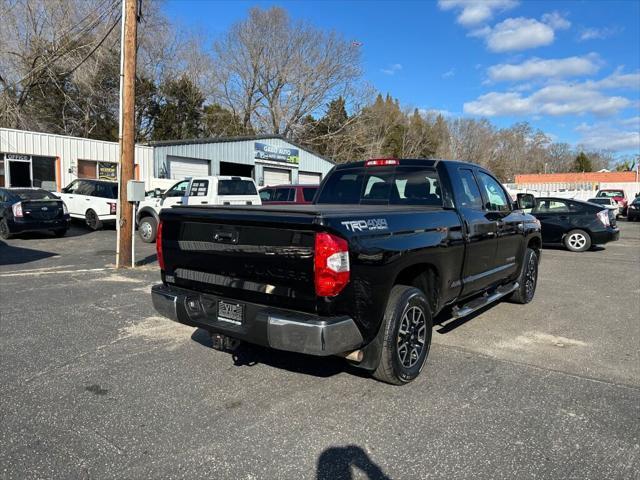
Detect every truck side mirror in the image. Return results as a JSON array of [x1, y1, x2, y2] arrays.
[[516, 193, 536, 210]]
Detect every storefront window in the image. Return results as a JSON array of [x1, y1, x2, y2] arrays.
[[32, 156, 56, 189]]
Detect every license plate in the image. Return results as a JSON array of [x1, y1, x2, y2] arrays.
[[217, 300, 244, 325]]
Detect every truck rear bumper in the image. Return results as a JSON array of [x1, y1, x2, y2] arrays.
[[151, 284, 363, 356]]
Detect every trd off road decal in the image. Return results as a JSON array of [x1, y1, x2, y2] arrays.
[[341, 218, 389, 232]]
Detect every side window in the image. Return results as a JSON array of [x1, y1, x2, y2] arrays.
[[260, 189, 273, 201], [189, 180, 209, 197], [477, 172, 510, 212], [456, 169, 483, 210], [77, 181, 95, 196], [64, 180, 80, 193], [273, 188, 293, 202], [166, 180, 189, 197], [302, 187, 317, 202]]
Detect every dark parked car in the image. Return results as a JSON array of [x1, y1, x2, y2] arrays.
[[151, 158, 541, 385], [627, 196, 640, 221], [259, 184, 318, 204], [0, 188, 70, 239], [531, 197, 619, 252]]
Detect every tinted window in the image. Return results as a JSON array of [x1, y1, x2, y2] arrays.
[[588, 198, 611, 205], [455, 169, 483, 210], [76, 180, 96, 196], [218, 179, 257, 195], [302, 187, 317, 202], [476, 172, 510, 212], [273, 188, 294, 201], [13, 189, 57, 201], [189, 180, 209, 197], [93, 182, 118, 199], [533, 199, 569, 213], [316, 166, 441, 206]]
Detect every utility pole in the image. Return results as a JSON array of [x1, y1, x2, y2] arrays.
[[116, 0, 138, 269]]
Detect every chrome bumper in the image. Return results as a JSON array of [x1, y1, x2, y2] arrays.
[[151, 284, 363, 356]]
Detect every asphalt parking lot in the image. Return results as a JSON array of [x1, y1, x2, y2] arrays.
[[1, 220, 639, 479]]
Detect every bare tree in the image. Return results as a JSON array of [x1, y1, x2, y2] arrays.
[[210, 7, 362, 137]]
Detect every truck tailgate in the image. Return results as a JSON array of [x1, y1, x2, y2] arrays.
[[160, 206, 320, 312]]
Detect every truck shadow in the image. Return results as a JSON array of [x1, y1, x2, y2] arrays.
[[190, 327, 361, 379], [316, 445, 392, 480]]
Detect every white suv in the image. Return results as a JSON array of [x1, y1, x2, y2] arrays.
[[136, 176, 261, 242], [58, 179, 118, 230]]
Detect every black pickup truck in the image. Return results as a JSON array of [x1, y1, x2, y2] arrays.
[[152, 159, 541, 384]]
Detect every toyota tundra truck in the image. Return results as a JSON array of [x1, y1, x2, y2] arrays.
[[151, 159, 541, 384]]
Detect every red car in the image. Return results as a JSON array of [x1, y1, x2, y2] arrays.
[[596, 189, 628, 216], [259, 184, 319, 204]]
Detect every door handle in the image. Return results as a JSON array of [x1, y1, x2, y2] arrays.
[[487, 232, 496, 237], [85, 198, 90, 201], [176, 201, 182, 205], [200, 201, 208, 204]]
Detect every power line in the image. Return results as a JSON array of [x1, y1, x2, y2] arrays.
[[6, 0, 121, 91]]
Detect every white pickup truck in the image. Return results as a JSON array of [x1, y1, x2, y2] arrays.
[[136, 176, 261, 242]]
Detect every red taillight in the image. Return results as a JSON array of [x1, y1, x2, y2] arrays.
[[314, 232, 350, 297], [108, 202, 117, 215], [156, 220, 165, 270], [12, 202, 23, 218], [365, 158, 399, 167]]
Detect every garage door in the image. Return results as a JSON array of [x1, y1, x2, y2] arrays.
[[263, 167, 291, 186], [168, 156, 210, 179], [298, 171, 321, 184]]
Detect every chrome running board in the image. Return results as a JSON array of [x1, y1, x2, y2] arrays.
[[451, 282, 519, 319]]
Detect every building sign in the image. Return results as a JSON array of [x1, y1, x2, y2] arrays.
[[254, 143, 299, 164], [98, 162, 117, 181], [6, 153, 30, 161]]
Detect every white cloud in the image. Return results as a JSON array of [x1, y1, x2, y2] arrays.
[[442, 68, 456, 78], [487, 54, 601, 82], [579, 26, 622, 41], [381, 63, 402, 75], [588, 69, 640, 90], [464, 83, 631, 117], [474, 17, 555, 52], [541, 11, 571, 30], [419, 108, 454, 118], [576, 122, 640, 152], [470, 12, 571, 52], [438, 0, 518, 27]]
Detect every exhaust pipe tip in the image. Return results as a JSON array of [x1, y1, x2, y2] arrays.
[[342, 349, 363, 363]]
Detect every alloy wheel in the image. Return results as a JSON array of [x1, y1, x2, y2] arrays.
[[525, 254, 537, 301], [397, 305, 427, 368], [568, 233, 586, 250]]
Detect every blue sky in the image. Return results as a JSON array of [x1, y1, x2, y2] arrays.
[[163, 0, 640, 155]]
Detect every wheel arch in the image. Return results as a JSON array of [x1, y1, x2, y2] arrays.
[[393, 263, 440, 315], [136, 207, 159, 225]]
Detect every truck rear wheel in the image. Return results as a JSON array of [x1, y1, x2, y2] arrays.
[[372, 285, 432, 385]]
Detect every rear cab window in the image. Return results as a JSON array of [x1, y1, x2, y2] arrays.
[[316, 166, 442, 206], [273, 188, 294, 202], [218, 179, 257, 196]]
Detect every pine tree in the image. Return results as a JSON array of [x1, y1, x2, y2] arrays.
[[574, 152, 592, 172], [152, 75, 204, 141]]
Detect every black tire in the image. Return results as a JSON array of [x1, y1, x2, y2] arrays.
[[372, 285, 433, 385], [0, 218, 12, 239], [564, 229, 591, 252], [85, 209, 103, 231], [52, 228, 67, 237], [509, 248, 539, 304], [138, 216, 157, 243]]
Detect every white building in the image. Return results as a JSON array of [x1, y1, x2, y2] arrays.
[[0, 129, 334, 191], [0, 128, 153, 190]]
